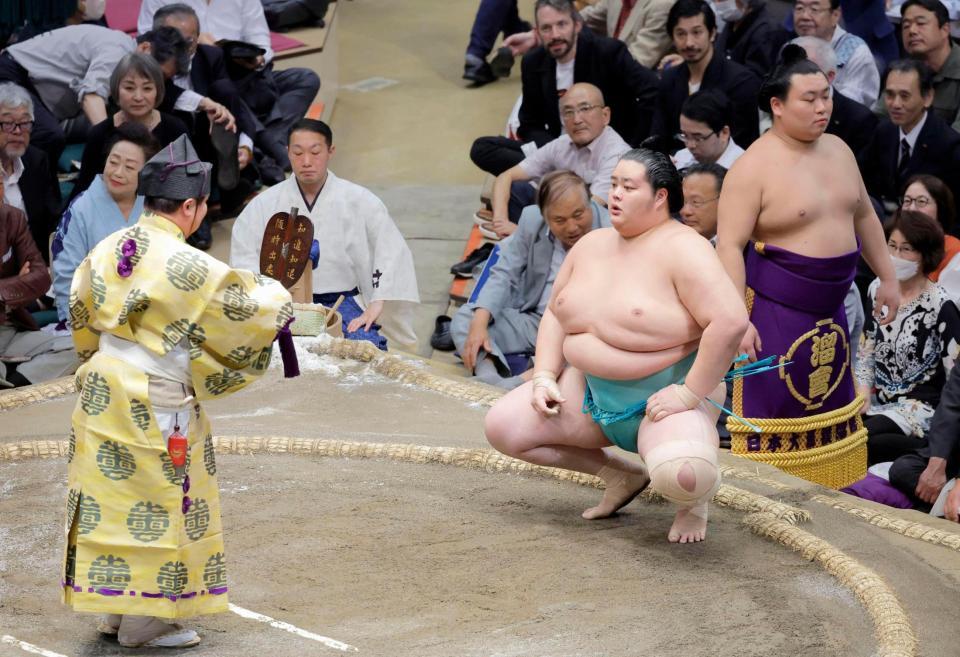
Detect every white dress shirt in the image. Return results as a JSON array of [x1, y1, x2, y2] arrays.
[[673, 138, 744, 171], [899, 110, 928, 159], [831, 26, 881, 107], [138, 0, 274, 62], [1, 156, 26, 219]]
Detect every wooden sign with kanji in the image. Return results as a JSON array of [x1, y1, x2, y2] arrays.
[[259, 207, 315, 290]]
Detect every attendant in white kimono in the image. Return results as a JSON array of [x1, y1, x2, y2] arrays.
[[231, 119, 419, 350]]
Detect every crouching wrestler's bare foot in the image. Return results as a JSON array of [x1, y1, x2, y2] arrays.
[[582, 465, 651, 520]]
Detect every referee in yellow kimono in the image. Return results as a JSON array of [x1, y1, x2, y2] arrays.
[[62, 135, 294, 648]]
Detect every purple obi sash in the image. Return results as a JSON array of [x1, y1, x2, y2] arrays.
[[738, 240, 860, 422]]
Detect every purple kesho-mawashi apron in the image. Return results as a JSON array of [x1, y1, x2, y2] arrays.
[[729, 240, 863, 456]]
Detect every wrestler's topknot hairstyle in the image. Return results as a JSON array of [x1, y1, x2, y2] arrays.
[[619, 148, 683, 214], [758, 43, 827, 113]]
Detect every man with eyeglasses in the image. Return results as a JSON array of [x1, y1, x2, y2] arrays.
[[899, 0, 960, 131], [469, 0, 657, 177], [0, 83, 61, 265], [651, 0, 760, 151], [791, 0, 879, 107], [485, 83, 630, 238], [680, 162, 725, 241], [672, 89, 744, 171], [863, 59, 960, 213]]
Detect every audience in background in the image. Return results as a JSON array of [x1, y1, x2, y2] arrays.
[[0, 84, 61, 264], [463, 0, 531, 85], [900, 0, 960, 131], [652, 0, 761, 150], [864, 59, 960, 212], [68, 53, 187, 202], [679, 162, 725, 240], [452, 171, 609, 389], [714, 0, 789, 79], [578, 0, 677, 68], [486, 83, 629, 238], [672, 89, 743, 170], [857, 211, 960, 465], [52, 123, 158, 324], [470, 0, 658, 176], [792, 0, 879, 107]]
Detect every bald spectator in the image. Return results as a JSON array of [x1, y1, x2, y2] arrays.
[[714, 0, 789, 78], [792, 0, 879, 107], [680, 162, 725, 241], [453, 171, 610, 389], [485, 83, 630, 239], [652, 0, 761, 149], [141, 0, 320, 176], [0, 84, 61, 264], [470, 0, 658, 176], [672, 89, 744, 170], [900, 0, 960, 131]]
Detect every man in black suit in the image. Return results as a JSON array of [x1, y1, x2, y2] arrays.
[[470, 0, 658, 176], [152, 7, 260, 248], [864, 59, 960, 211], [890, 365, 960, 516], [793, 36, 876, 167], [715, 0, 789, 79], [651, 0, 761, 150], [0, 83, 60, 264]]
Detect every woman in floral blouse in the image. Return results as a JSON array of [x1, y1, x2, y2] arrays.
[[857, 210, 960, 465]]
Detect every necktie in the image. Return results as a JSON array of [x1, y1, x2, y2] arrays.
[[898, 138, 911, 178]]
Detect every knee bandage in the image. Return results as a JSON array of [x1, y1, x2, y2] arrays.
[[645, 441, 721, 507]]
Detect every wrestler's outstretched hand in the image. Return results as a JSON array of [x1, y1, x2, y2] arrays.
[[738, 321, 762, 362], [645, 384, 694, 422], [874, 278, 901, 326], [531, 371, 565, 417]]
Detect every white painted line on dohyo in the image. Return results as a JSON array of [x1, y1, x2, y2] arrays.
[[228, 604, 358, 652], [1, 635, 71, 657]]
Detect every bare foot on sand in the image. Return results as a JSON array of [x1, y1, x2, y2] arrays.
[[582, 467, 650, 520], [668, 503, 708, 543]]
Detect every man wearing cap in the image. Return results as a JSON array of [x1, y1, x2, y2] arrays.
[[62, 134, 293, 648]]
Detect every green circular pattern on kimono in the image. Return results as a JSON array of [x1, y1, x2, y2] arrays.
[[66, 488, 80, 523], [184, 497, 210, 540], [88, 555, 131, 591], [118, 288, 151, 326], [65, 545, 77, 581], [252, 347, 272, 372], [276, 301, 294, 332], [89, 270, 107, 310], [161, 319, 207, 356], [77, 493, 102, 535], [203, 434, 216, 475], [157, 560, 189, 596], [203, 552, 227, 589], [96, 440, 136, 480], [68, 291, 90, 331], [79, 372, 111, 416], [159, 450, 190, 485], [222, 283, 261, 321], [204, 369, 245, 396], [226, 345, 256, 368], [165, 251, 210, 292], [130, 399, 151, 432], [127, 501, 170, 542], [114, 226, 150, 267], [67, 429, 76, 463]]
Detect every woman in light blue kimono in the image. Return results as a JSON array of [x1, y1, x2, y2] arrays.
[[52, 122, 159, 322]]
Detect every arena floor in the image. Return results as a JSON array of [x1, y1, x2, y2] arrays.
[[2, 341, 960, 657]]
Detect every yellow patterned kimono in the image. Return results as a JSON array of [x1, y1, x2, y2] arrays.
[[62, 212, 292, 618]]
